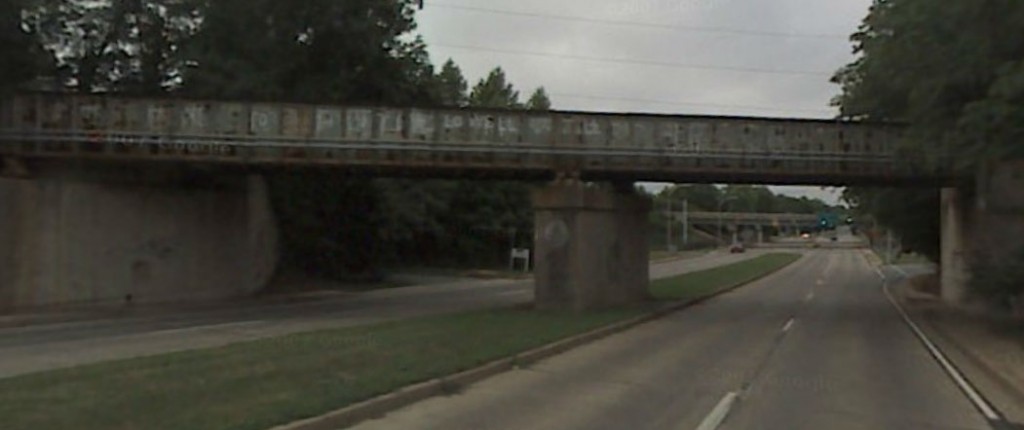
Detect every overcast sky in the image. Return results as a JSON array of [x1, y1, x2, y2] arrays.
[[415, 0, 873, 205]]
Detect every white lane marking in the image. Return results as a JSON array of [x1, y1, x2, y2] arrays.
[[815, 279, 824, 286], [695, 391, 739, 430], [880, 280, 1001, 421], [822, 254, 837, 277], [804, 291, 815, 302], [891, 265, 909, 278], [871, 266, 885, 281], [148, 320, 264, 336], [781, 318, 795, 333]]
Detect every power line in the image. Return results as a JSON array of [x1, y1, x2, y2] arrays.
[[425, 1, 849, 40], [549, 92, 836, 115], [432, 42, 834, 77]]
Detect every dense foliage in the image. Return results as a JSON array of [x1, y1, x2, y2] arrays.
[[6, 0, 550, 278], [656, 184, 836, 215], [0, 0, 43, 95], [833, 0, 1024, 267]]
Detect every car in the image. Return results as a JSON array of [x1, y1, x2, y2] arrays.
[[729, 243, 746, 253], [801, 233, 811, 239]]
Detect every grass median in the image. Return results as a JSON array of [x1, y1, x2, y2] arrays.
[[650, 253, 802, 300], [0, 253, 801, 430]]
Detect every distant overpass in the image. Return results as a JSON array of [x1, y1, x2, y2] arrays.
[[0, 93, 955, 185], [682, 212, 818, 228]]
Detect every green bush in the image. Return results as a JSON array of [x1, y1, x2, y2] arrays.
[[969, 245, 1024, 310]]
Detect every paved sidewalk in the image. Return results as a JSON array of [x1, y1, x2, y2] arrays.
[[895, 274, 1024, 425]]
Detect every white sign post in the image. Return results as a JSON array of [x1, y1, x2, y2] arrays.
[[509, 248, 531, 273]]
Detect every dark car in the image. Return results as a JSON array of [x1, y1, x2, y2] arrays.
[[729, 243, 746, 253]]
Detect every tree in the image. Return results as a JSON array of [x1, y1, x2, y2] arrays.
[[183, 0, 429, 104], [842, 187, 940, 262], [469, 67, 520, 108], [526, 87, 551, 110], [27, 0, 200, 94], [0, 0, 40, 94], [177, 0, 436, 278], [432, 58, 468, 107], [831, 0, 1024, 269], [832, 0, 1024, 168]]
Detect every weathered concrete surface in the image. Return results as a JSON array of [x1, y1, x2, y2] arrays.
[[940, 187, 970, 304], [0, 166, 278, 311], [532, 181, 651, 311], [942, 160, 1024, 305]]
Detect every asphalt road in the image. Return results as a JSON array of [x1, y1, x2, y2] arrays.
[[351, 249, 991, 430], [0, 249, 760, 378]]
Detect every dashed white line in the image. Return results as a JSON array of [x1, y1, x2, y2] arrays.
[[804, 291, 815, 302], [781, 318, 795, 333], [695, 391, 739, 430], [148, 320, 264, 336]]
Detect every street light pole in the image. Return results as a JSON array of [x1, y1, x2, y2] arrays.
[[716, 195, 735, 247], [682, 199, 689, 247], [665, 198, 674, 252]]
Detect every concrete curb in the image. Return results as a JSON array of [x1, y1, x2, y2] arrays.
[[271, 253, 803, 430]]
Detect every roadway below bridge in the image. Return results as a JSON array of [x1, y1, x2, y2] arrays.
[[350, 249, 993, 430], [0, 249, 764, 378]]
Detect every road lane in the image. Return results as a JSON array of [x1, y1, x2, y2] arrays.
[[0, 250, 761, 378], [351, 252, 819, 430], [721, 251, 988, 430], [350, 250, 989, 430]]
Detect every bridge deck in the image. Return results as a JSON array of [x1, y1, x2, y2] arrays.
[[0, 94, 953, 185]]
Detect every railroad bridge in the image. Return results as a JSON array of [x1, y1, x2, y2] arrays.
[[0, 94, 1005, 312]]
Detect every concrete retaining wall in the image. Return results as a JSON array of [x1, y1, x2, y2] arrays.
[[0, 167, 278, 311]]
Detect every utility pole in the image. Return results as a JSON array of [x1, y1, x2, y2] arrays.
[[886, 229, 894, 264], [681, 199, 689, 247], [716, 194, 736, 247], [665, 198, 676, 252]]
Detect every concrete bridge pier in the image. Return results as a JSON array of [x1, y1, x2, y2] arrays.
[[941, 161, 1024, 305], [0, 164, 278, 312], [532, 180, 651, 311], [940, 187, 970, 303]]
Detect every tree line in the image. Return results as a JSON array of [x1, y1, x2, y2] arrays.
[[833, 0, 1024, 306], [2, 0, 550, 279]]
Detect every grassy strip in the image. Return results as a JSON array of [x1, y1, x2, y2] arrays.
[[650, 253, 802, 300], [648, 249, 708, 262], [0, 308, 643, 430], [0, 253, 801, 430]]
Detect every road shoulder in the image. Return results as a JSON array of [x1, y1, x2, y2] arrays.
[[896, 283, 1024, 425], [863, 248, 1024, 427]]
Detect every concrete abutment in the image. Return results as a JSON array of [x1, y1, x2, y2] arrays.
[[532, 181, 651, 311], [0, 165, 278, 312], [940, 161, 1024, 306]]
